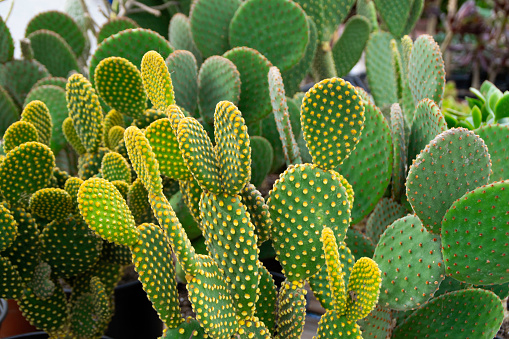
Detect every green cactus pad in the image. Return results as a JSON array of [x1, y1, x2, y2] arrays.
[[0, 60, 50, 107], [197, 55, 241, 125], [214, 100, 252, 194], [94, 56, 147, 119], [335, 97, 393, 224], [189, 0, 241, 58], [441, 180, 509, 284], [1, 207, 40, 281], [168, 14, 202, 64], [295, 0, 355, 42], [25, 10, 86, 57], [180, 178, 203, 224], [373, 215, 444, 311], [187, 259, 239, 338], [407, 35, 445, 107], [177, 116, 222, 193], [345, 257, 381, 321], [19, 286, 68, 334], [161, 317, 208, 338], [141, 50, 175, 112], [248, 136, 273, 189], [90, 28, 173, 87], [373, 0, 412, 37], [365, 31, 398, 108], [301, 77, 365, 170], [66, 73, 103, 153], [268, 67, 301, 166], [224, 47, 273, 125], [33, 76, 67, 90], [390, 104, 407, 202], [357, 305, 394, 339], [64, 176, 83, 210], [332, 16, 370, 77], [102, 109, 124, 149], [27, 29, 79, 78], [366, 197, 408, 243], [78, 177, 139, 246], [321, 227, 347, 312], [20, 100, 52, 146], [0, 204, 17, 252], [229, 0, 308, 72], [276, 280, 307, 339], [0, 255, 23, 299], [407, 98, 447, 165], [40, 215, 103, 278], [97, 17, 139, 43], [345, 228, 375, 259], [255, 261, 277, 332], [108, 126, 125, 150], [3, 121, 39, 153], [100, 152, 131, 183], [124, 125, 163, 196], [132, 223, 182, 328], [393, 289, 504, 339], [0, 141, 55, 207], [407, 128, 491, 233], [240, 184, 272, 245], [0, 86, 19, 137], [268, 163, 350, 281], [24, 85, 68, 153], [0, 16, 14, 63], [78, 148, 110, 180], [29, 188, 73, 220], [315, 311, 362, 339], [30, 262, 55, 300], [475, 124, 509, 182], [166, 50, 199, 114], [126, 178, 151, 225]]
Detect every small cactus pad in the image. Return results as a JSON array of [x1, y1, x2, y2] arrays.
[[19, 286, 68, 334], [366, 197, 408, 242], [406, 128, 491, 233], [0, 86, 19, 137], [187, 259, 239, 338], [166, 50, 199, 114], [229, 0, 308, 72], [27, 29, 79, 78], [373, 215, 444, 311], [357, 305, 394, 339], [39, 215, 103, 278], [314, 311, 362, 339], [332, 15, 371, 77], [301, 77, 365, 170], [255, 261, 277, 332], [335, 97, 393, 224], [78, 148, 110, 180], [321, 227, 347, 312], [78, 177, 139, 246], [25, 10, 86, 57], [198, 55, 241, 125], [168, 14, 202, 64], [475, 124, 509, 182], [240, 184, 272, 245], [124, 126, 163, 196], [0, 204, 17, 252], [3, 121, 39, 153], [20, 100, 52, 146], [268, 163, 350, 281], [132, 223, 182, 328], [200, 192, 259, 317], [66, 73, 103, 153], [237, 316, 271, 338], [373, 0, 412, 37], [268, 66, 301, 166], [224, 47, 273, 125], [145, 116, 192, 181], [345, 257, 381, 321], [90, 28, 173, 86], [390, 104, 407, 201], [108, 126, 125, 150], [0, 16, 14, 63], [441, 180, 509, 284], [102, 109, 125, 149], [407, 98, 447, 164], [365, 31, 398, 107], [189, 0, 241, 58], [393, 289, 504, 339], [214, 100, 251, 194], [0, 256, 23, 299], [97, 17, 139, 43], [141, 50, 175, 112], [0, 141, 55, 207], [276, 280, 307, 339], [179, 178, 203, 224], [94, 56, 147, 119], [407, 35, 445, 107], [177, 117, 222, 194], [64, 176, 83, 210], [62, 117, 86, 155], [30, 262, 55, 300], [29, 188, 73, 220], [101, 152, 131, 183]]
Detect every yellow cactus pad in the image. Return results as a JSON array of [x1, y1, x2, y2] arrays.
[[345, 257, 382, 321], [321, 227, 347, 312], [141, 50, 175, 112]]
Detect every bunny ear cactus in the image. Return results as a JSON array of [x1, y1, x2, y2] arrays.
[[141, 50, 175, 111], [2, 121, 40, 153], [20, 100, 53, 146]]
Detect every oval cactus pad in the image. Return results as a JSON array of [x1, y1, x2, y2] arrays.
[[141, 50, 175, 112], [442, 180, 509, 285], [406, 128, 491, 234], [267, 163, 350, 281], [301, 77, 365, 171]]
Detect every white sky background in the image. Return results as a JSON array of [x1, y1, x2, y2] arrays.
[[0, 0, 109, 58]]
